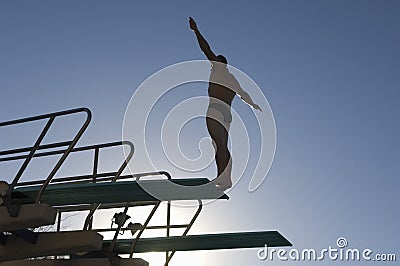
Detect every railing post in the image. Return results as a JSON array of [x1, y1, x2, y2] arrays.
[[11, 116, 55, 188]]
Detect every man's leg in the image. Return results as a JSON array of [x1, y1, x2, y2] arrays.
[[207, 117, 232, 190]]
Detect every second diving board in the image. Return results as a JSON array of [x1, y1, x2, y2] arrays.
[[107, 231, 292, 253], [13, 178, 228, 206]]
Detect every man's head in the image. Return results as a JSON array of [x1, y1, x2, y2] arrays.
[[217, 55, 228, 65]]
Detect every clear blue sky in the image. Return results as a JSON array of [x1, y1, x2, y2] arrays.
[[1, 0, 399, 265]]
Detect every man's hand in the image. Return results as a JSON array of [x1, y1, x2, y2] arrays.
[[189, 17, 198, 32], [252, 103, 262, 112]]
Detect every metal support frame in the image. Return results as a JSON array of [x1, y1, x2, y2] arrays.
[[98, 197, 203, 266], [106, 250, 122, 266], [164, 200, 203, 266], [109, 203, 132, 251], [101, 199, 204, 265], [128, 201, 161, 258], [165, 201, 171, 263], [82, 171, 171, 233], [56, 211, 62, 232], [68, 170, 203, 266], [88, 147, 99, 230], [0, 108, 208, 266]]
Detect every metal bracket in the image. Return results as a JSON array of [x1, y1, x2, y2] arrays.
[[14, 229, 39, 244], [0, 232, 8, 245], [99, 243, 121, 266], [1, 183, 22, 217], [69, 245, 120, 266], [4, 202, 22, 218], [106, 250, 121, 266], [0, 181, 9, 205]]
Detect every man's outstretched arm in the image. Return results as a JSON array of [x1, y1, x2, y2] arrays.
[[189, 17, 218, 62], [238, 89, 262, 111], [230, 76, 262, 111]]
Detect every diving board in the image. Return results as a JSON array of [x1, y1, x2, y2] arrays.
[[107, 231, 291, 253], [13, 178, 228, 206]]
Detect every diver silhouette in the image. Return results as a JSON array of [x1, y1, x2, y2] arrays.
[[189, 17, 262, 191]]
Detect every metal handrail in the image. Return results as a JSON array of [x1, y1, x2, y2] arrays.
[[95, 224, 189, 233], [0, 141, 72, 162], [0, 107, 91, 200], [81, 141, 135, 230], [17, 171, 172, 187], [0, 107, 90, 128], [11, 140, 136, 230]]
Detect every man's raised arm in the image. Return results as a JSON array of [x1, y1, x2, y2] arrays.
[[189, 17, 218, 62]]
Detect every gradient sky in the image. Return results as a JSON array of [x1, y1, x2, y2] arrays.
[[1, 0, 399, 265]]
